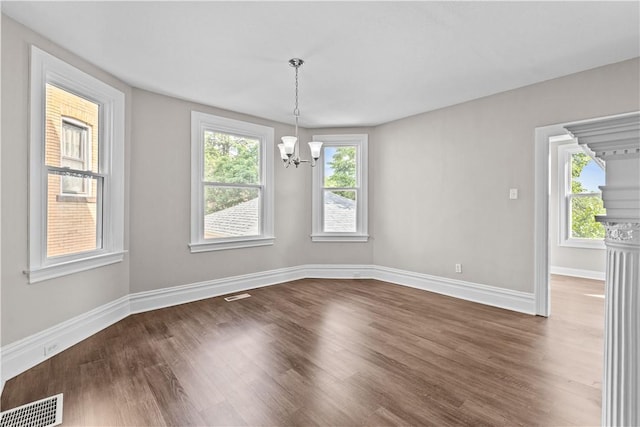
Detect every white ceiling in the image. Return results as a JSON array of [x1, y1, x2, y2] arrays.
[[3, 1, 639, 128]]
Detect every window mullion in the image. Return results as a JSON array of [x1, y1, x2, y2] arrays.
[[47, 165, 106, 179], [202, 181, 262, 189], [570, 192, 601, 198]]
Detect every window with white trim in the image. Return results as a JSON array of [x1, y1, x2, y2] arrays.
[[29, 46, 125, 283], [190, 112, 274, 252], [311, 134, 368, 242], [558, 143, 606, 249]]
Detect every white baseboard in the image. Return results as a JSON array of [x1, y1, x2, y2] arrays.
[[374, 266, 536, 315], [0, 295, 130, 387], [303, 264, 376, 279], [550, 266, 605, 281], [130, 266, 306, 314], [1, 264, 535, 386]]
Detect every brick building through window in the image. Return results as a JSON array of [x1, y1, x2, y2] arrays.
[[45, 84, 100, 258]]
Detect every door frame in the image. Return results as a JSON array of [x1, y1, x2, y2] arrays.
[[533, 111, 636, 316]]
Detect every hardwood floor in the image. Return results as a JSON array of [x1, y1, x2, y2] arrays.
[[2, 276, 605, 426]]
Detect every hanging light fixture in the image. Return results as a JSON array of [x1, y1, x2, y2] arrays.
[[278, 58, 323, 168]]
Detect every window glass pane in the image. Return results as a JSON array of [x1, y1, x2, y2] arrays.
[[204, 186, 260, 238], [204, 131, 260, 184], [62, 123, 84, 159], [324, 190, 356, 232], [324, 146, 357, 188], [571, 152, 604, 194], [47, 172, 101, 257], [61, 173, 87, 194], [45, 84, 99, 172], [571, 195, 606, 239]]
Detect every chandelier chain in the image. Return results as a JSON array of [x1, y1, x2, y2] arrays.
[[294, 65, 300, 138]]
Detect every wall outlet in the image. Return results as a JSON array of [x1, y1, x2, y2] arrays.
[[353, 271, 361, 278], [455, 264, 462, 273], [44, 342, 59, 357]]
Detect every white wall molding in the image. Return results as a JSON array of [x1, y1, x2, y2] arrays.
[[1, 264, 534, 386], [549, 266, 605, 281], [129, 266, 306, 314], [374, 266, 535, 315], [0, 295, 130, 387], [303, 264, 376, 279]]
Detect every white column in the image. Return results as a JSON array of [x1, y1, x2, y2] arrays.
[[566, 114, 640, 427], [601, 222, 639, 426]]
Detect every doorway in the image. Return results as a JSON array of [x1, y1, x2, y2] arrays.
[[533, 112, 633, 316]]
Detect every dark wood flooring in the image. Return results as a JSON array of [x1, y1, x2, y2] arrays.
[[2, 275, 605, 426]]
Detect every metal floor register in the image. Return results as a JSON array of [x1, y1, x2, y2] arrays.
[[0, 394, 63, 427]]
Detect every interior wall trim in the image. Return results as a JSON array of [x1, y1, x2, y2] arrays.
[[549, 266, 606, 281], [0, 295, 130, 392], [0, 264, 534, 387], [129, 266, 306, 314], [374, 265, 535, 315]]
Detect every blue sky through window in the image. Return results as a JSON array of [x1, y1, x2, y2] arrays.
[[578, 158, 605, 193], [324, 146, 337, 176]]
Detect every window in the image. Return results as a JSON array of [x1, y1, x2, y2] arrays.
[[60, 118, 91, 196], [558, 143, 606, 249], [29, 46, 125, 283], [311, 134, 368, 242], [190, 112, 274, 252]]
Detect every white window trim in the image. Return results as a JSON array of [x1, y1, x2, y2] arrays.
[[557, 143, 605, 250], [189, 111, 274, 252], [29, 46, 125, 283], [311, 134, 369, 242]]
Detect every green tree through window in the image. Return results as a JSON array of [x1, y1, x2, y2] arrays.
[[325, 147, 356, 200], [570, 152, 605, 239], [204, 131, 259, 214]]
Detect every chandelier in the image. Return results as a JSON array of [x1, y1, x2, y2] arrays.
[[278, 58, 322, 167]]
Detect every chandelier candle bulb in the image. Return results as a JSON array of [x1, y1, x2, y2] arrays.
[[308, 141, 323, 159], [281, 136, 297, 155], [277, 143, 288, 160]]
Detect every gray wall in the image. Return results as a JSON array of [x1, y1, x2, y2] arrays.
[[1, 16, 132, 345], [549, 140, 606, 274], [129, 90, 374, 293], [373, 58, 639, 293]]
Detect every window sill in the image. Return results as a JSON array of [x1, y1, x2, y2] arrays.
[[28, 250, 126, 284], [56, 194, 97, 203], [559, 239, 606, 250], [189, 236, 275, 253], [311, 234, 369, 243]]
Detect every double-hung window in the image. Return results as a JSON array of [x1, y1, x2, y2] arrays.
[[311, 134, 368, 242], [29, 46, 125, 283], [190, 112, 274, 252], [558, 143, 606, 249]]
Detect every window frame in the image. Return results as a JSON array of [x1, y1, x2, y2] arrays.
[[557, 143, 605, 250], [29, 46, 125, 283], [190, 111, 274, 252], [311, 134, 369, 242]]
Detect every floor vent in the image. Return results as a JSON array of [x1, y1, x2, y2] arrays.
[[0, 394, 63, 427], [224, 293, 251, 302]]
